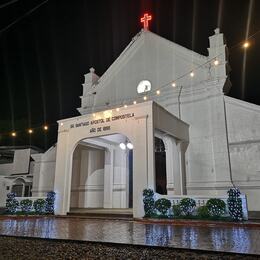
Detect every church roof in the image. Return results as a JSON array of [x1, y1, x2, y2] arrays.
[[97, 29, 207, 88]]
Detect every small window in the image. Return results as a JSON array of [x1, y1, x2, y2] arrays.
[[137, 80, 151, 94]]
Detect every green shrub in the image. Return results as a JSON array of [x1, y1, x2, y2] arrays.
[[179, 198, 196, 216], [155, 198, 171, 216], [45, 191, 56, 214], [33, 199, 46, 214], [227, 188, 243, 221], [20, 199, 33, 213], [143, 189, 154, 197], [143, 189, 155, 217], [206, 198, 226, 217], [197, 205, 210, 218], [6, 193, 19, 214], [172, 204, 181, 217]]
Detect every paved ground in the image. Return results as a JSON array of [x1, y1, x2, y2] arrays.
[[0, 216, 260, 256]]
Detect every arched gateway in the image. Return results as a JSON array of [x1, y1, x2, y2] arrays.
[[54, 101, 189, 218]]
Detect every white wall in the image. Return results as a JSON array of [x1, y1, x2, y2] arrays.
[[31, 146, 56, 197], [225, 96, 260, 211]]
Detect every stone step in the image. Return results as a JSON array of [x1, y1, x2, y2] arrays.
[[67, 208, 133, 220]]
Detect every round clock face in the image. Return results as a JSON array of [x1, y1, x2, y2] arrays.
[[137, 80, 151, 94]]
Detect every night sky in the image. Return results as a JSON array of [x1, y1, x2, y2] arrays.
[[0, 0, 260, 150]]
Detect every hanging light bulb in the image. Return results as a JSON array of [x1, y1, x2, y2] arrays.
[[143, 96, 147, 101], [119, 143, 126, 150], [156, 90, 160, 95], [243, 41, 249, 48], [124, 104, 128, 108], [11, 132, 16, 137], [28, 129, 33, 134], [214, 59, 219, 66], [133, 101, 137, 105], [171, 82, 176, 87], [190, 71, 194, 77], [43, 125, 48, 131], [126, 142, 134, 149]]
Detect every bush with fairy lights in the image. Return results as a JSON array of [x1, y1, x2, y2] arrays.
[[6, 192, 19, 214], [45, 191, 56, 214], [179, 198, 196, 216], [33, 199, 46, 214], [155, 198, 171, 217], [20, 199, 33, 213], [143, 189, 155, 217], [206, 198, 226, 217], [227, 187, 243, 221]]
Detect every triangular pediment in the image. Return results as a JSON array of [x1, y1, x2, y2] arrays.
[[80, 30, 209, 113]]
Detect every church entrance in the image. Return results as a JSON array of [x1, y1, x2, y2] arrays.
[[155, 137, 167, 195], [69, 134, 133, 211], [54, 101, 189, 218]]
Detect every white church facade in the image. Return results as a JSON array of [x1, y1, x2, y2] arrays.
[[1, 27, 260, 218]]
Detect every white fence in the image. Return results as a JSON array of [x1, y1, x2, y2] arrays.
[[155, 193, 248, 220]]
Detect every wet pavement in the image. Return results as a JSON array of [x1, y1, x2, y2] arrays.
[[0, 217, 260, 255]]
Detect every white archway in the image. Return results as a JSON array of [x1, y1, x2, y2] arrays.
[[54, 101, 189, 218], [69, 134, 134, 210]]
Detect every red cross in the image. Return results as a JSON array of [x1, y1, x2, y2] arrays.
[[140, 13, 152, 30]]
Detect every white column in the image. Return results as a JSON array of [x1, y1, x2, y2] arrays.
[[163, 136, 174, 195], [178, 141, 188, 195], [103, 147, 114, 208], [163, 135, 182, 195], [54, 130, 71, 215]]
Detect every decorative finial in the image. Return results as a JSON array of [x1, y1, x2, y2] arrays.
[[89, 67, 95, 73], [214, 28, 220, 34], [140, 13, 152, 30]]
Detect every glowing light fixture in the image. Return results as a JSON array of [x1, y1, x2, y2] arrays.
[[156, 90, 160, 95], [143, 96, 147, 101], [28, 129, 33, 134], [133, 101, 137, 105], [172, 82, 176, 87], [11, 132, 16, 137], [92, 113, 96, 117], [116, 108, 120, 112], [43, 125, 48, 131], [214, 59, 219, 66], [119, 143, 126, 150], [243, 41, 249, 48], [190, 71, 194, 77], [126, 142, 134, 149], [124, 104, 128, 108]]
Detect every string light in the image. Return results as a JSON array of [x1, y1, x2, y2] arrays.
[[243, 41, 249, 48], [124, 104, 128, 108], [1, 29, 258, 139], [156, 90, 160, 95], [28, 129, 33, 134]]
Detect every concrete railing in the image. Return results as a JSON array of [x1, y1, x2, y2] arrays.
[[155, 193, 248, 220]]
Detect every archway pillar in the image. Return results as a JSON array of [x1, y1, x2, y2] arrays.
[[103, 147, 114, 208], [54, 129, 71, 215], [163, 135, 182, 195]]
